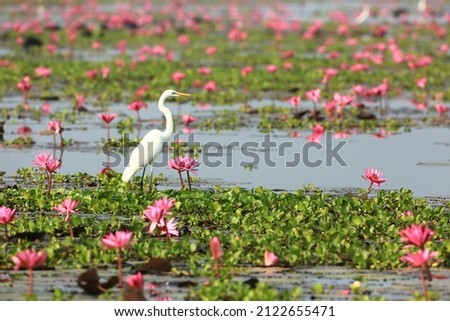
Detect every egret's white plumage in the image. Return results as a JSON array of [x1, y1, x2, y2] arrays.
[[417, 0, 427, 14], [355, 4, 370, 25], [122, 89, 190, 185]]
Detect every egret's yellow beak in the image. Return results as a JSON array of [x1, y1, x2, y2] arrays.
[[176, 91, 191, 97]]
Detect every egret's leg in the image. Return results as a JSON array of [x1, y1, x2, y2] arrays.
[[140, 165, 147, 190], [149, 164, 155, 193]]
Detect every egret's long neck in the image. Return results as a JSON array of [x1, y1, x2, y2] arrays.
[[159, 97, 173, 141]]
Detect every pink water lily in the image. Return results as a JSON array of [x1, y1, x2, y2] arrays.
[[11, 249, 47, 297], [101, 231, 133, 287], [35, 66, 52, 78], [401, 249, 438, 268], [101, 231, 133, 250], [399, 224, 435, 249], [264, 251, 279, 267], [210, 237, 223, 278], [128, 100, 147, 122], [160, 217, 179, 237], [0, 206, 16, 241], [143, 197, 176, 238], [33, 153, 61, 193], [362, 168, 387, 190], [241, 66, 253, 76], [203, 80, 216, 92], [53, 198, 80, 238], [126, 272, 144, 289], [305, 88, 321, 103], [99, 113, 117, 124], [168, 156, 200, 190], [98, 113, 117, 142], [182, 114, 198, 126]]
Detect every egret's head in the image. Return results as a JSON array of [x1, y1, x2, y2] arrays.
[[164, 89, 191, 98]]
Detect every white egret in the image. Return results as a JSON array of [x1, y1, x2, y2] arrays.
[[355, 4, 370, 25], [122, 89, 191, 189]]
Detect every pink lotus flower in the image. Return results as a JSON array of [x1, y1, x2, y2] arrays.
[[0, 206, 15, 225], [0, 206, 16, 241], [264, 251, 279, 267], [281, 50, 295, 59], [400, 249, 438, 268], [210, 236, 223, 278], [178, 34, 190, 46], [116, 40, 128, 54], [101, 231, 133, 287], [171, 71, 186, 84], [92, 41, 102, 50], [33, 152, 61, 174], [126, 272, 144, 289], [306, 133, 322, 143], [241, 66, 253, 76], [266, 64, 277, 73], [168, 155, 200, 173], [182, 114, 198, 126], [288, 96, 301, 107], [399, 224, 435, 249], [86, 69, 98, 79], [197, 67, 211, 75], [75, 93, 85, 110], [283, 62, 292, 70], [210, 237, 223, 260], [48, 120, 62, 134], [12, 248, 46, 272], [101, 67, 110, 80], [41, 103, 52, 114], [160, 217, 179, 237], [102, 231, 133, 250], [333, 93, 354, 106], [435, 104, 449, 116], [312, 123, 324, 135], [98, 113, 117, 124], [416, 77, 428, 89], [17, 126, 32, 135], [53, 198, 79, 238], [322, 68, 338, 84], [205, 46, 217, 56], [143, 197, 176, 236], [33, 152, 51, 170], [228, 28, 247, 42], [153, 197, 175, 214], [17, 76, 32, 93], [305, 88, 321, 103], [203, 81, 216, 92], [136, 85, 149, 97], [128, 100, 147, 122], [352, 85, 367, 96], [362, 168, 387, 189], [35, 66, 52, 78], [11, 248, 47, 297], [143, 206, 165, 235], [53, 198, 79, 222]]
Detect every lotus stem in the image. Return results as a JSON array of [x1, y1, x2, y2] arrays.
[[419, 267, 428, 300], [28, 268, 34, 298]]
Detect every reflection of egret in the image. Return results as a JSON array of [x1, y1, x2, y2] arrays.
[[122, 89, 191, 190], [355, 4, 370, 25]]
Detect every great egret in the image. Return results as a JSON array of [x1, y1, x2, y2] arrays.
[[122, 89, 191, 189], [355, 4, 370, 25]]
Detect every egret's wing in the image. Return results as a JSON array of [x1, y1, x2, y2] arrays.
[[121, 130, 163, 182]]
